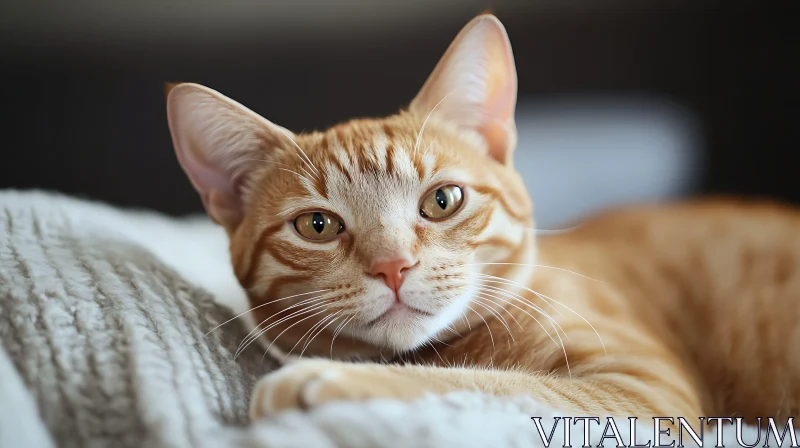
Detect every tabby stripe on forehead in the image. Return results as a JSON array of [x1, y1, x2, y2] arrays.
[[382, 123, 395, 140], [318, 133, 330, 152], [358, 140, 381, 174], [385, 143, 396, 177], [471, 185, 529, 221], [363, 142, 383, 174], [337, 126, 360, 166], [372, 138, 388, 174], [240, 223, 284, 288], [334, 125, 349, 148], [349, 143, 361, 173], [328, 154, 353, 183]]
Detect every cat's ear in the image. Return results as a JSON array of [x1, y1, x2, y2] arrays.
[[409, 14, 517, 165], [166, 83, 293, 230]]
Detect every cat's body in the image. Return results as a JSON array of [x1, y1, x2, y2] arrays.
[[416, 199, 800, 420], [165, 15, 798, 425]]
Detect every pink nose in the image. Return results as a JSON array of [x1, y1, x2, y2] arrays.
[[369, 258, 416, 293]]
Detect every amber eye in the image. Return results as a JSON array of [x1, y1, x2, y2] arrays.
[[420, 185, 464, 220], [294, 212, 344, 241]]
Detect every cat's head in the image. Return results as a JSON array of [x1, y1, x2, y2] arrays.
[[166, 14, 536, 358]]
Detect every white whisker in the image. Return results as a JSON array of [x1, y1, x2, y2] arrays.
[[236, 298, 329, 359], [263, 307, 332, 364], [286, 311, 338, 359], [443, 324, 462, 337], [299, 312, 342, 359], [526, 224, 583, 235], [278, 129, 322, 180], [529, 289, 606, 355], [466, 262, 605, 283], [476, 273, 606, 354], [479, 283, 570, 343], [460, 311, 472, 331], [239, 157, 291, 168], [467, 285, 562, 348], [473, 292, 524, 330], [471, 297, 515, 345], [329, 315, 356, 359], [204, 289, 331, 338], [238, 156, 315, 185], [426, 341, 447, 365], [471, 283, 573, 378], [234, 294, 330, 356], [422, 138, 437, 159], [413, 92, 454, 157], [429, 335, 451, 346], [465, 304, 494, 349], [477, 276, 562, 316], [278, 167, 312, 184]]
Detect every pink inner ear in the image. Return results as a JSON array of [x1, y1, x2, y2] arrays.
[[408, 16, 517, 165], [188, 157, 234, 195], [184, 149, 244, 226], [167, 83, 276, 230], [480, 39, 517, 163], [176, 134, 238, 200], [173, 130, 244, 228]]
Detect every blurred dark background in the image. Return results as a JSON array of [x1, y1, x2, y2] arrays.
[[1, 0, 797, 226]]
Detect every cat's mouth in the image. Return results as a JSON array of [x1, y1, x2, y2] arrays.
[[366, 301, 434, 326]]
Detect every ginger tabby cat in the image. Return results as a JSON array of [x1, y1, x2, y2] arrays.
[[165, 15, 799, 423]]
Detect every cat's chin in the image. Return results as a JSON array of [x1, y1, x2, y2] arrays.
[[354, 302, 469, 352], [352, 292, 474, 351], [356, 312, 433, 352]]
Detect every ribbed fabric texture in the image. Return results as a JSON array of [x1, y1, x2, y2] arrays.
[[0, 191, 270, 447]]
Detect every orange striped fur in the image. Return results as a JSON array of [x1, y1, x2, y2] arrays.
[[166, 14, 800, 424]]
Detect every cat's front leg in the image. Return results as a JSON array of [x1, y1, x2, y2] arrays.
[[249, 358, 702, 421], [249, 359, 550, 419], [250, 359, 449, 419]]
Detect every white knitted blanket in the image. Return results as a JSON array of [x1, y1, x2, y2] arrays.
[[0, 190, 788, 448]]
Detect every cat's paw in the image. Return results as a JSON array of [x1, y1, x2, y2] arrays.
[[249, 359, 428, 420]]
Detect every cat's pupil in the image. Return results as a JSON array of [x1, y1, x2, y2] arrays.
[[435, 189, 448, 210], [312, 212, 325, 233]]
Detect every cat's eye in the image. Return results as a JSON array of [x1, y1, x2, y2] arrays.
[[420, 185, 464, 220], [293, 211, 344, 241]]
